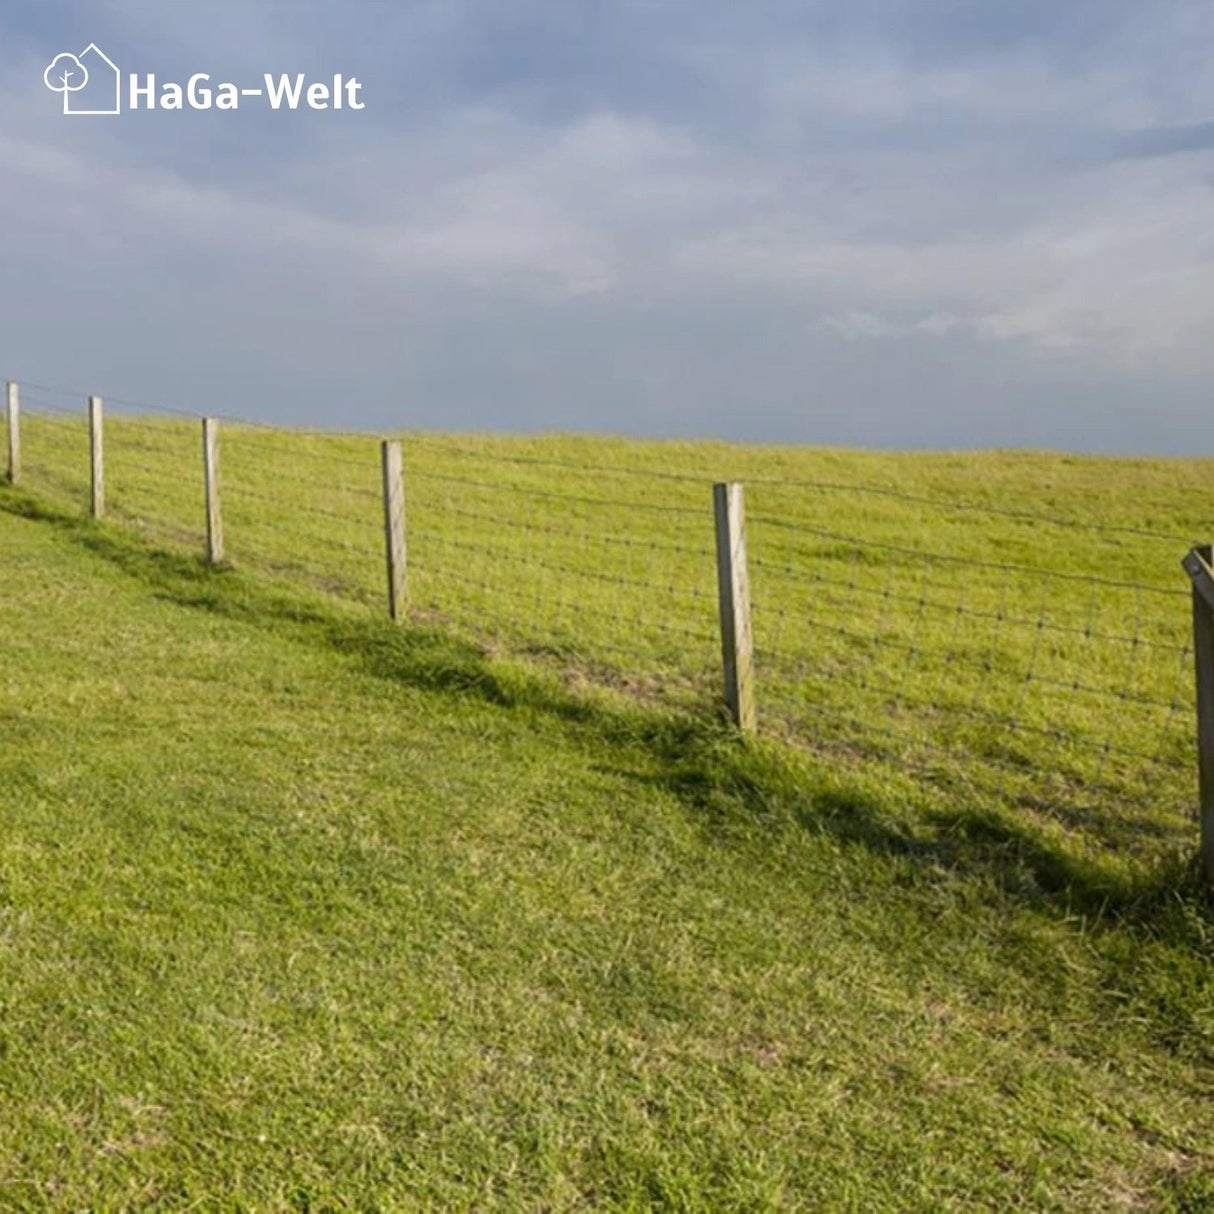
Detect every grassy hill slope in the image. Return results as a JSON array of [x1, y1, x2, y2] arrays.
[[10, 406, 1214, 887], [2, 477, 1214, 1209]]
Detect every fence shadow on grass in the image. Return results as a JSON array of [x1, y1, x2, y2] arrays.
[[3, 487, 1208, 946]]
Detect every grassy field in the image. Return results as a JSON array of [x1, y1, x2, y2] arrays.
[[9, 399, 1210, 876], [2, 404, 1214, 1207]]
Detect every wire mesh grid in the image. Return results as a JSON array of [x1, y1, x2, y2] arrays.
[[745, 480, 1197, 859], [399, 439, 720, 703], [1, 378, 1203, 863], [219, 425, 383, 607], [12, 385, 93, 513]]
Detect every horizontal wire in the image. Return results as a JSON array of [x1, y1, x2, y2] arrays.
[[234, 554, 380, 604], [226, 522, 380, 562], [103, 461, 209, 489], [107, 451, 207, 477], [219, 462, 377, 488], [107, 483, 203, 513], [761, 687, 1191, 823], [755, 641, 1182, 767], [407, 467, 706, 516], [354, 436, 1210, 546], [10, 373, 1205, 543], [8, 377, 380, 437], [21, 462, 88, 487], [9, 374, 1209, 544], [753, 602, 1182, 713], [749, 515, 1188, 598], [412, 526, 716, 614], [749, 558, 1187, 654], [18, 403, 86, 420], [107, 447, 202, 469], [224, 433, 383, 475], [234, 533, 381, 576], [410, 496, 715, 558], [108, 490, 204, 513], [417, 551, 718, 655], [8, 409, 1198, 824], [220, 466, 381, 504], [10, 379, 112, 403], [19, 383, 205, 421], [417, 560, 718, 661], [223, 485, 381, 528], [107, 506, 204, 544], [749, 477, 1198, 545], [219, 496, 379, 546], [413, 440, 710, 485]]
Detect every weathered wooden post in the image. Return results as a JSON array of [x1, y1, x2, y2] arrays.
[[88, 395, 104, 518], [5, 381, 18, 485], [381, 440, 407, 622], [714, 481, 756, 733], [1183, 545, 1214, 889], [202, 418, 223, 564]]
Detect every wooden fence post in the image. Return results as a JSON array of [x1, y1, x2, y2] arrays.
[[381, 440, 407, 622], [714, 481, 756, 733], [5, 381, 18, 485], [202, 418, 224, 564], [1184, 544, 1214, 889], [88, 395, 104, 518]]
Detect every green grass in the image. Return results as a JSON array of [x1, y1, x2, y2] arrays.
[[2, 415, 1214, 1207], [10, 408, 1208, 876]]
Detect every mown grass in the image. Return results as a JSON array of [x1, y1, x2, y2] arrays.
[[4, 406, 1214, 1207], [1, 488, 1214, 1210], [9, 404, 1209, 878]]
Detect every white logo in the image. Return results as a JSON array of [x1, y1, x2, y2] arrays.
[[44, 44, 121, 115], [43, 44, 365, 116]]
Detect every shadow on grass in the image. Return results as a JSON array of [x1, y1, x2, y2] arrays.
[[4, 488, 1209, 945]]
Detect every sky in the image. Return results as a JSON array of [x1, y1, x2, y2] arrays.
[[1, 1, 1213, 451]]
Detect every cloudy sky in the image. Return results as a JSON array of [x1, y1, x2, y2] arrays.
[[2, 1, 1213, 450]]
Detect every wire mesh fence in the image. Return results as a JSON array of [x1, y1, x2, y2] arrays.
[[745, 489, 1195, 857], [401, 444, 719, 701], [12, 384, 94, 514], [221, 424, 383, 607], [1, 378, 1204, 868]]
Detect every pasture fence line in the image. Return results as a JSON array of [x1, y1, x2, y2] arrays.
[[2, 378, 1211, 890]]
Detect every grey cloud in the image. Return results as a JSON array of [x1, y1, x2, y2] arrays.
[[1, 0, 1214, 452], [1114, 122, 1214, 159]]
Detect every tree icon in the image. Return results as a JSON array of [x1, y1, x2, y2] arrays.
[[44, 54, 89, 110]]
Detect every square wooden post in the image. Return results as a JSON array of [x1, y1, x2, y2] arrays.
[[714, 481, 756, 733], [5, 381, 18, 485], [381, 440, 407, 622], [88, 395, 104, 518], [203, 418, 224, 564]]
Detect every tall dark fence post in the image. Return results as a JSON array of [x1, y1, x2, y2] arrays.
[[1183, 544, 1214, 889]]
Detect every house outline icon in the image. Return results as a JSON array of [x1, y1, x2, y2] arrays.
[[65, 44, 120, 115]]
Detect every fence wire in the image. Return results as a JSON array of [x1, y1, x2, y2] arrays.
[[746, 488, 1196, 859], [1, 379, 1203, 865], [400, 454, 719, 698]]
